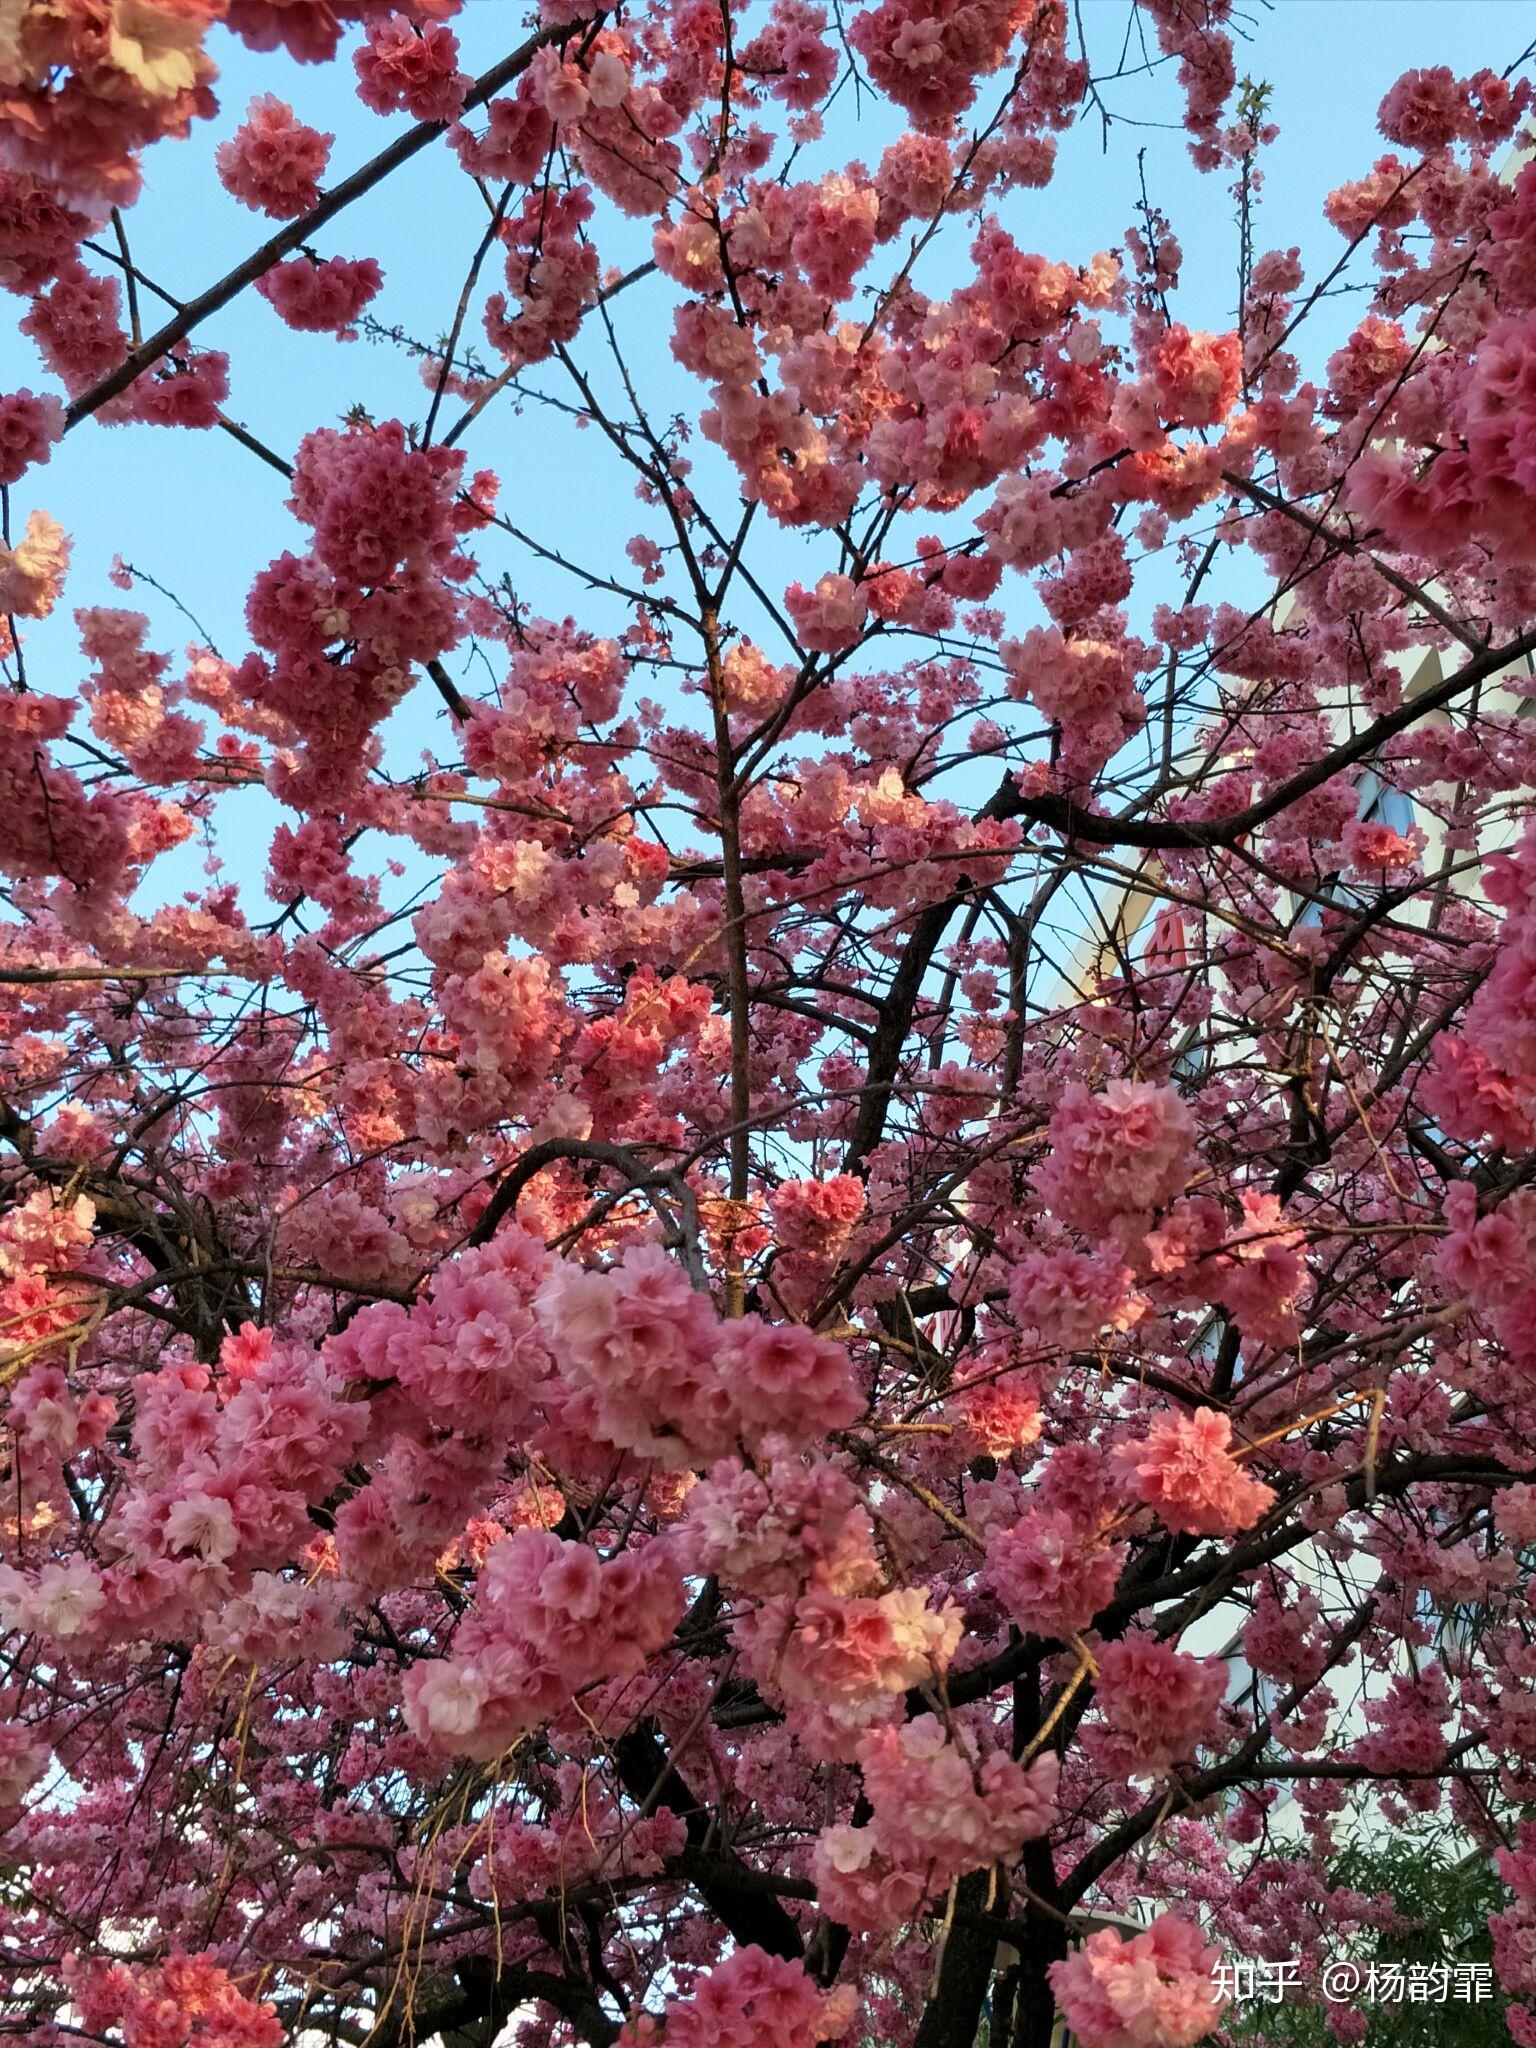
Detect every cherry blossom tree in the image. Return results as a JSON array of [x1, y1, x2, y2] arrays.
[[3, 5, 1536, 2047]]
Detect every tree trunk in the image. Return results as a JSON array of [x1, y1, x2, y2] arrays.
[[913, 1871, 1000, 2048]]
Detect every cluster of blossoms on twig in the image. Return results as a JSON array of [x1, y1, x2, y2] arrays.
[[1, 1, 1536, 2045]]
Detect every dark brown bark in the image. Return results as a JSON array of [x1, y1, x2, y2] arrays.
[[912, 1870, 1003, 2048], [612, 1722, 805, 1959]]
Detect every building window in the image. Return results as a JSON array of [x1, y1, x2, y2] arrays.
[[1355, 767, 1415, 837], [1293, 768, 1415, 927]]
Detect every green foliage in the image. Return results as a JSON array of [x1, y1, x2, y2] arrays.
[[1230, 1828, 1508, 2048]]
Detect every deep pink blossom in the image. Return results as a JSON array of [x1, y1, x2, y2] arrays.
[[216, 96, 332, 216], [1116, 1407, 1276, 1537], [1049, 1914, 1225, 2048]]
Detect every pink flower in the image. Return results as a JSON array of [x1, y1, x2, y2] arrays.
[[354, 18, 468, 125], [986, 1506, 1125, 1639], [1116, 1407, 1276, 1537], [406, 1660, 488, 1740], [1089, 1633, 1227, 1777], [256, 254, 383, 337], [621, 1946, 853, 2048], [11, 1363, 77, 1457], [1035, 1081, 1197, 1239], [216, 96, 332, 217], [1149, 325, 1242, 428], [0, 1724, 48, 1810], [1377, 66, 1466, 153], [0, 508, 69, 619], [785, 573, 870, 654], [1049, 1914, 1225, 2048], [532, 48, 592, 125], [587, 52, 631, 108], [0, 388, 63, 486], [0, 1556, 105, 1642], [163, 1490, 240, 1565]]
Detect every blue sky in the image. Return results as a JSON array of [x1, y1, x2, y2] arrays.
[[2, 0, 1528, 906]]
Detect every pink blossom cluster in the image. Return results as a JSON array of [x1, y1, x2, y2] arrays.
[[11, 1361, 114, 1461], [1494, 1823, 1536, 2046], [786, 573, 871, 654], [485, 186, 600, 373], [238, 418, 469, 783], [0, 684, 140, 890], [1424, 821, 1536, 1152], [1378, 65, 1529, 153], [686, 1456, 961, 1724], [1202, 1190, 1309, 1347], [847, 0, 1040, 130], [287, 416, 465, 595], [771, 1173, 866, 1256], [1085, 1633, 1228, 1779], [1035, 1081, 1197, 1242], [223, 0, 465, 66], [978, 470, 1111, 573], [0, 168, 90, 295], [684, 1454, 874, 1598], [66, 1953, 283, 2048], [1351, 1663, 1454, 1787], [256, 253, 384, 336], [0, 1723, 48, 1819], [130, 343, 231, 431], [1148, 324, 1243, 428], [1437, 1182, 1536, 1381], [354, 17, 469, 124], [957, 1375, 1045, 1455], [737, 1576, 962, 1727], [78, 606, 206, 783], [403, 1527, 685, 1758], [770, 1172, 866, 1304], [0, 0, 222, 204], [19, 264, 130, 400], [451, 78, 555, 189], [0, 508, 68, 620], [986, 1505, 1125, 1639], [1116, 1406, 1276, 1537], [1049, 1913, 1226, 2048], [621, 1947, 855, 2048], [813, 1714, 1059, 1932], [1351, 310, 1536, 568], [535, 1242, 862, 1465], [26, 1333, 372, 1642], [1008, 1246, 1142, 1349], [216, 96, 333, 217], [1001, 625, 1151, 781], [0, 387, 63, 486], [324, 1227, 556, 1591]]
